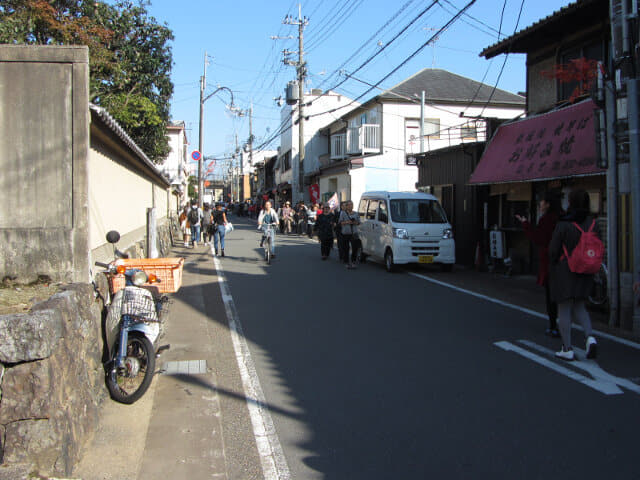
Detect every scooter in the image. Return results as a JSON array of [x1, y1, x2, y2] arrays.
[[94, 231, 170, 404]]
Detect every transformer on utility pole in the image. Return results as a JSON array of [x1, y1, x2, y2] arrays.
[[283, 5, 308, 204]]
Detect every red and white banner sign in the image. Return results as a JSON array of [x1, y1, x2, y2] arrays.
[[309, 184, 320, 204]]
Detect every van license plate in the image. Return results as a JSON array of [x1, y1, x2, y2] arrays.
[[418, 255, 434, 264]]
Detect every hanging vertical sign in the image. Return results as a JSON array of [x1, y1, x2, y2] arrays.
[[309, 184, 320, 204]]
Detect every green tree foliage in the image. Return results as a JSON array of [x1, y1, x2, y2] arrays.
[[187, 175, 197, 200], [0, 0, 174, 163]]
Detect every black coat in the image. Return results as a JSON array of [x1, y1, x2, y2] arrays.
[[549, 214, 600, 303], [315, 214, 334, 240]]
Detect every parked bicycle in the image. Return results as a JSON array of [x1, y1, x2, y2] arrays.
[[587, 263, 608, 309]]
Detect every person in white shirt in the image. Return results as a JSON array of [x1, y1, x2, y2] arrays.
[[338, 200, 360, 269], [258, 200, 280, 256]]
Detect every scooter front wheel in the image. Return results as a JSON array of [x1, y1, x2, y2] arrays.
[[106, 332, 155, 404]]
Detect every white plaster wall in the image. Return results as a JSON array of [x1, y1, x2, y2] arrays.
[[319, 173, 351, 202], [350, 168, 367, 206], [88, 146, 162, 251]]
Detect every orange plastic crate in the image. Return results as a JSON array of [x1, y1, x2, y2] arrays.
[[108, 257, 184, 294]]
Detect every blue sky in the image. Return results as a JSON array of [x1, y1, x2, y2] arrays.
[[140, 0, 575, 170]]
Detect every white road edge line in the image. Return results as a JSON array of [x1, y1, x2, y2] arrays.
[[494, 341, 623, 395], [409, 272, 640, 351], [212, 249, 291, 480]]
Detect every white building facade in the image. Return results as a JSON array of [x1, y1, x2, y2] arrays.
[[159, 121, 190, 210], [322, 69, 526, 207], [277, 89, 358, 203]]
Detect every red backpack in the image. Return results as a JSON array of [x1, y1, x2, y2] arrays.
[[562, 220, 604, 274]]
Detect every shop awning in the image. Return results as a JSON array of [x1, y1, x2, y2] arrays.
[[469, 99, 605, 185]]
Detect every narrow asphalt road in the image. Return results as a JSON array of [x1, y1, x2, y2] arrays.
[[75, 216, 640, 480], [215, 217, 640, 479]]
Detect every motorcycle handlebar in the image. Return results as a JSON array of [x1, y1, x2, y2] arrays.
[[94, 261, 110, 269]]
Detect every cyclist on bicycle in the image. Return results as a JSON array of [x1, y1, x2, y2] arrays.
[[258, 200, 279, 256]]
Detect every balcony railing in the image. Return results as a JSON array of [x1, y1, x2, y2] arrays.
[[330, 133, 346, 160], [347, 124, 380, 155]]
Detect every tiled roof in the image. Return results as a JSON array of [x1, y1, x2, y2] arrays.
[[480, 0, 607, 59], [378, 68, 525, 106], [90, 103, 170, 187]]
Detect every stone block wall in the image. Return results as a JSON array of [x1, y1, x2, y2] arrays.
[[0, 283, 106, 478]]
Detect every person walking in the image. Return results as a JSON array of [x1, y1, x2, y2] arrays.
[[211, 203, 228, 257], [339, 201, 360, 269], [315, 206, 335, 260], [281, 201, 295, 235], [258, 200, 279, 257], [516, 192, 561, 337], [202, 203, 213, 244], [179, 205, 190, 247], [549, 189, 600, 361], [334, 202, 346, 261], [187, 200, 203, 248]]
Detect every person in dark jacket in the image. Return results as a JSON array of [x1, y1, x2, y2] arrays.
[[549, 189, 599, 361], [315, 207, 335, 260], [516, 192, 561, 337], [334, 202, 346, 261]]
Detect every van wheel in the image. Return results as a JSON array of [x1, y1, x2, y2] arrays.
[[384, 250, 396, 273], [441, 263, 453, 272]]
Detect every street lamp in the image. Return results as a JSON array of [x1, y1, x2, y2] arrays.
[[198, 83, 235, 207]]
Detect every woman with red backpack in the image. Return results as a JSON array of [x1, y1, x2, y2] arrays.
[[549, 189, 603, 361]]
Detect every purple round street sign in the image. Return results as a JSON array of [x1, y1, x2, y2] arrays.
[[191, 150, 201, 161]]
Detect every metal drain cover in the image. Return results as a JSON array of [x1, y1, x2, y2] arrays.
[[162, 360, 207, 375]]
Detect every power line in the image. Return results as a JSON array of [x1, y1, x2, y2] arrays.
[[305, 0, 365, 52], [314, 0, 418, 90], [460, 0, 508, 116], [477, 0, 526, 117], [303, 0, 440, 111], [305, 0, 477, 122], [252, 0, 476, 152]]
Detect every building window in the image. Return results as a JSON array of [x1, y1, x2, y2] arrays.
[[366, 107, 380, 125], [460, 123, 477, 140], [424, 118, 440, 138], [405, 118, 440, 154], [558, 39, 606, 102]]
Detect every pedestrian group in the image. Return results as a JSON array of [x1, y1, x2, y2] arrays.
[[182, 186, 605, 361]]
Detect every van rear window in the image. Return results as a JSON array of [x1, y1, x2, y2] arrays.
[[390, 199, 447, 223]]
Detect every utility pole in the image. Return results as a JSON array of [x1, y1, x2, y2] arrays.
[[608, 0, 640, 329], [284, 5, 308, 204], [420, 91, 425, 153], [198, 51, 208, 208], [249, 102, 254, 170]]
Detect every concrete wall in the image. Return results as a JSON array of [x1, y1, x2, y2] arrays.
[[319, 172, 351, 202], [0, 45, 89, 284]]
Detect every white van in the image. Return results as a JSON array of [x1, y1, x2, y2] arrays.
[[357, 191, 455, 272]]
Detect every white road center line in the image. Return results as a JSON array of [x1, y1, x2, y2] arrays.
[[409, 272, 640, 351], [494, 341, 623, 395], [212, 249, 291, 480]]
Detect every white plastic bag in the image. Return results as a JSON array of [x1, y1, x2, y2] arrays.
[[225, 222, 234, 234]]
